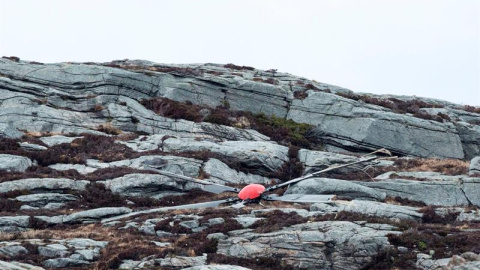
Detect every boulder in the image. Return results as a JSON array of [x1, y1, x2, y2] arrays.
[[469, 156, 480, 176], [63, 207, 132, 223], [39, 135, 82, 147], [0, 245, 28, 258], [203, 158, 271, 185], [0, 260, 45, 270], [38, 244, 70, 257], [100, 173, 195, 198], [18, 142, 48, 151], [15, 193, 77, 207], [0, 154, 33, 172], [157, 254, 207, 268], [43, 258, 90, 268], [0, 178, 89, 194]]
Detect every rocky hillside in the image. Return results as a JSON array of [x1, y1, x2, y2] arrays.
[[0, 56, 480, 270]]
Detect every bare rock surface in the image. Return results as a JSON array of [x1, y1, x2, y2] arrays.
[[39, 135, 83, 147], [0, 178, 89, 193], [217, 220, 399, 269], [311, 200, 423, 220], [0, 260, 45, 270], [0, 154, 33, 172]]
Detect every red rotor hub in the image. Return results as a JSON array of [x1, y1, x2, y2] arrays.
[[238, 184, 266, 200]]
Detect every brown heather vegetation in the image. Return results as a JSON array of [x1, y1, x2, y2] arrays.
[[392, 158, 468, 176], [337, 92, 450, 122], [0, 134, 160, 167], [223, 63, 255, 71], [325, 157, 469, 182], [251, 210, 308, 233], [141, 97, 319, 149]]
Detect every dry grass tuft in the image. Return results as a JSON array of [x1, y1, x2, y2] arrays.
[[393, 158, 469, 176]]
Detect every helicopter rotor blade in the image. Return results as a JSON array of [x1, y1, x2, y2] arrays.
[[144, 165, 240, 194], [101, 197, 240, 223], [265, 155, 379, 193], [265, 194, 335, 203]]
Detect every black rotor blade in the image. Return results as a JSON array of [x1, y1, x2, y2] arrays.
[[264, 156, 378, 192], [101, 198, 239, 223], [144, 166, 240, 194], [265, 194, 335, 203], [164, 198, 240, 210]]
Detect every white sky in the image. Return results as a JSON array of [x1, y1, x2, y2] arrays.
[[1, 0, 479, 105]]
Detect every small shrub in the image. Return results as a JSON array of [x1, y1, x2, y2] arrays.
[[224, 63, 255, 71], [264, 78, 279, 85], [0, 198, 22, 212], [251, 210, 308, 233], [420, 205, 459, 224], [97, 123, 122, 135], [294, 90, 308, 100], [93, 104, 105, 112], [69, 183, 126, 209], [463, 105, 480, 114], [2, 56, 20, 62]]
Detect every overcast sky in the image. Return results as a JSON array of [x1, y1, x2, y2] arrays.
[[1, 0, 479, 105]]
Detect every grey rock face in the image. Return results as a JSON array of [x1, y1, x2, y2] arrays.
[[217, 220, 398, 269], [158, 254, 207, 268], [203, 158, 271, 185], [0, 154, 33, 172], [311, 200, 423, 220], [43, 258, 90, 268], [0, 260, 45, 270], [1, 59, 479, 158], [285, 177, 387, 201], [0, 216, 30, 232], [0, 123, 23, 139], [354, 179, 474, 206], [62, 207, 132, 224], [0, 178, 88, 194], [100, 173, 195, 198], [0, 245, 28, 258], [162, 138, 289, 172], [18, 142, 48, 151], [39, 135, 82, 147], [288, 91, 464, 159], [38, 244, 70, 257], [15, 193, 77, 207], [469, 156, 480, 176]]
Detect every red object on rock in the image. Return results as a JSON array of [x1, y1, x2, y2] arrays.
[[238, 184, 266, 200]]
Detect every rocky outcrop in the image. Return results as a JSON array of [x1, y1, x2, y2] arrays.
[[1, 58, 479, 270], [0, 178, 89, 193], [285, 177, 387, 201], [217, 221, 399, 269], [354, 178, 479, 207], [1, 58, 479, 158], [310, 200, 423, 220], [0, 154, 33, 172]]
